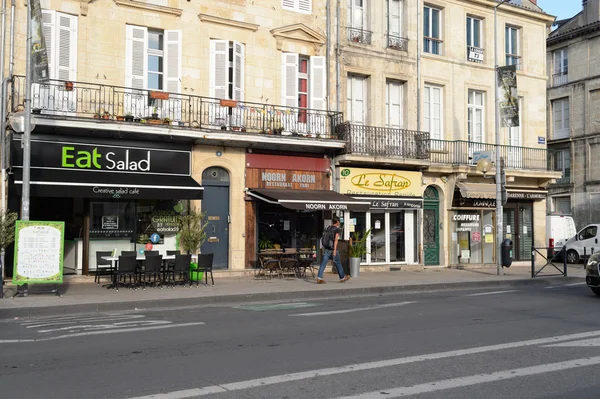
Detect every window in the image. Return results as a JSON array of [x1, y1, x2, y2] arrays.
[[468, 90, 484, 143], [552, 98, 570, 140], [386, 80, 404, 128], [423, 85, 442, 140], [348, 0, 370, 43], [506, 97, 523, 168], [147, 30, 164, 91], [466, 17, 484, 63], [387, 0, 405, 49], [505, 26, 520, 68], [580, 225, 598, 241], [282, 0, 311, 13], [552, 197, 571, 215], [553, 48, 568, 86], [423, 6, 442, 55], [209, 40, 245, 101], [347, 75, 367, 125], [281, 53, 326, 122], [553, 149, 571, 184], [41, 10, 78, 81]]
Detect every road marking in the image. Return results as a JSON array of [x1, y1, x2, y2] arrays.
[[565, 282, 586, 286], [232, 302, 317, 312], [24, 315, 146, 328], [290, 301, 415, 317], [546, 282, 586, 289], [545, 337, 600, 347], [37, 320, 171, 333], [333, 356, 600, 399], [0, 322, 205, 343], [124, 329, 600, 399], [466, 290, 518, 297]]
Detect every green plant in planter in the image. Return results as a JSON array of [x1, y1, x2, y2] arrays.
[[348, 228, 372, 258], [178, 208, 209, 254], [258, 236, 274, 250]]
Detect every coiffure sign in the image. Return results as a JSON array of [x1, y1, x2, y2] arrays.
[[20, 138, 191, 176], [339, 167, 422, 197]]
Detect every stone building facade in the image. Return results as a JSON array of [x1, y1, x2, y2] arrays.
[[546, 0, 600, 231]]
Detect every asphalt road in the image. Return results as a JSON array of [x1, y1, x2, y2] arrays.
[[1, 282, 600, 399]]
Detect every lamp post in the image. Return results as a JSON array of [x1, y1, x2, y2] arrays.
[[494, 0, 510, 276]]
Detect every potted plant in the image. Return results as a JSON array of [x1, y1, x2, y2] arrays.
[[162, 117, 172, 125], [151, 107, 159, 119], [64, 81, 74, 91], [116, 115, 125, 121], [140, 118, 147, 124], [178, 208, 209, 255], [220, 124, 227, 130], [102, 110, 111, 120], [258, 236, 274, 251], [178, 120, 185, 127], [93, 111, 100, 118], [348, 229, 371, 277], [31, 108, 42, 115], [0, 210, 18, 298], [125, 113, 134, 122]]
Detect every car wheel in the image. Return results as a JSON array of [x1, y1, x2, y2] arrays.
[[591, 287, 600, 297], [566, 250, 580, 264]]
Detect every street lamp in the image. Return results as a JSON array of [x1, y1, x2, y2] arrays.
[[494, 0, 510, 276]]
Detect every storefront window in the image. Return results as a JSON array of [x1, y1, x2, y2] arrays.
[[370, 211, 386, 263], [349, 211, 367, 261], [390, 211, 405, 262], [450, 210, 495, 265], [257, 203, 318, 250], [90, 201, 136, 239]]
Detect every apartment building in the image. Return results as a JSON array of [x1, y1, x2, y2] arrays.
[[331, 0, 560, 268], [546, 0, 600, 237]]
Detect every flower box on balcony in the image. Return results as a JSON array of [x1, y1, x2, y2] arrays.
[[220, 99, 237, 108], [150, 91, 169, 100], [148, 119, 162, 125], [64, 81, 74, 91]]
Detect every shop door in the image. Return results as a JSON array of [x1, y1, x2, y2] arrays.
[[423, 186, 440, 265], [201, 167, 230, 269], [503, 203, 533, 261]]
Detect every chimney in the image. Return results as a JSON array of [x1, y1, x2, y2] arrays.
[[582, 0, 599, 25], [530, 0, 536, 4]]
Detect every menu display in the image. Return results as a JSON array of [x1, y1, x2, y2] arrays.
[[13, 221, 65, 285]]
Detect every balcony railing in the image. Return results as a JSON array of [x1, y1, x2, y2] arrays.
[[387, 34, 408, 51], [553, 72, 568, 86], [9, 76, 343, 139], [338, 124, 555, 171], [337, 123, 430, 160], [347, 27, 372, 44]]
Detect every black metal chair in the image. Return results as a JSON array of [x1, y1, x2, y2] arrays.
[[169, 254, 192, 287], [94, 251, 113, 285], [191, 253, 214, 286], [164, 250, 180, 280], [144, 250, 159, 256], [114, 255, 138, 291], [142, 255, 163, 289], [121, 251, 137, 257]]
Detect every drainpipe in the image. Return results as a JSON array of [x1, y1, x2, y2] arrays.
[[1, 0, 7, 210], [326, 0, 330, 111], [416, 0, 421, 131], [336, 0, 340, 112]]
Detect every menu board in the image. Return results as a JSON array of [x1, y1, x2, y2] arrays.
[[13, 221, 65, 285]]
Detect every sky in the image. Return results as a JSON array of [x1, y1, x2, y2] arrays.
[[537, 0, 582, 21]]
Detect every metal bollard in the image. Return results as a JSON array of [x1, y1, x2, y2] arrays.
[[531, 247, 535, 278]]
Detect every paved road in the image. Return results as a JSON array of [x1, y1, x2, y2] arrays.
[[1, 282, 600, 398]]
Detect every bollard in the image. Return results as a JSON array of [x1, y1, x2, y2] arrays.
[[564, 247, 568, 277], [531, 247, 535, 278]]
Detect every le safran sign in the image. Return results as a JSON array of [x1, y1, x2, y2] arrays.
[[339, 168, 423, 197]]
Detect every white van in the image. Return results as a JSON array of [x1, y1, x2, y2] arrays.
[[564, 224, 600, 263], [546, 215, 577, 250]]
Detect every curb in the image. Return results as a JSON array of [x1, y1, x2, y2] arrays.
[[0, 275, 584, 319]]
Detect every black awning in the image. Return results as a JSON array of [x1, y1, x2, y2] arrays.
[[351, 196, 423, 210], [13, 168, 203, 200], [248, 188, 370, 212]]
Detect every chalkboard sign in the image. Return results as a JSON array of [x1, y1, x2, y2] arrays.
[[102, 215, 119, 230], [13, 221, 65, 285]]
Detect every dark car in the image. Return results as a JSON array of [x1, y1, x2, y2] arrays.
[[585, 252, 600, 296]]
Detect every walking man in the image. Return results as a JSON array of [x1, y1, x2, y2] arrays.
[[317, 216, 350, 284]]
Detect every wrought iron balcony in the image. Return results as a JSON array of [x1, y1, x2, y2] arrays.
[[347, 27, 372, 44], [552, 72, 568, 86], [9, 76, 343, 139], [338, 124, 556, 171], [387, 34, 408, 51], [336, 123, 430, 160]]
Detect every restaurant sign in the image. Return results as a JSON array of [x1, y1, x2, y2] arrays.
[[246, 168, 328, 190], [339, 168, 422, 197], [454, 190, 547, 207]]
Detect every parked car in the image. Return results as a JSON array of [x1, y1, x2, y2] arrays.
[[564, 224, 600, 264], [546, 215, 576, 251], [585, 252, 600, 296]]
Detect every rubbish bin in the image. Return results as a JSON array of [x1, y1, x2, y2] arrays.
[[349, 257, 360, 277], [501, 239, 513, 268]]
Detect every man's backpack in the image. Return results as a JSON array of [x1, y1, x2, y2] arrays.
[[321, 226, 335, 249]]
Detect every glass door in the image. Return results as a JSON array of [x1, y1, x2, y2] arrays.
[[370, 212, 386, 263], [518, 204, 533, 260], [389, 211, 405, 262]]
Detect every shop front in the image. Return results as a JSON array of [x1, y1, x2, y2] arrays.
[[450, 183, 547, 265], [338, 167, 423, 265], [9, 133, 203, 275], [244, 153, 369, 268]]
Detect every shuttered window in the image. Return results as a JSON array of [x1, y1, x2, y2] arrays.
[[41, 10, 77, 81], [386, 80, 403, 128], [209, 40, 245, 101], [281, 53, 326, 112], [282, 0, 311, 14], [424, 85, 442, 140]]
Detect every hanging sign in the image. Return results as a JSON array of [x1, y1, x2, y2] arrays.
[[13, 221, 64, 285], [497, 65, 520, 127]]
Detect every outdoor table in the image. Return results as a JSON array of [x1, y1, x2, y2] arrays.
[[101, 255, 198, 289]]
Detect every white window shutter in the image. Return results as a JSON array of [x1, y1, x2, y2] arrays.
[[41, 10, 55, 79], [209, 40, 229, 99], [164, 30, 182, 94], [281, 53, 298, 107], [233, 41, 245, 101], [309, 56, 326, 110], [432, 86, 442, 139], [56, 13, 78, 81], [282, 0, 295, 10], [386, 81, 402, 128], [298, 0, 311, 13], [389, 0, 401, 35], [125, 25, 147, 89]]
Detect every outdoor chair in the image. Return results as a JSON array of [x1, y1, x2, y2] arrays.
[[121, 251, 136, 257], [165, 250, 180, 278], [257, 249, 283, 280], [144, 250, 159, 256], [191, 253, 214, 286], [169, 254, 192, 288], [141, 255, 164, 289], [297, 258, 316, 278], [279, 257, 299, 279], [94, 251, 113, 285], [114, 255, 138, 291]]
